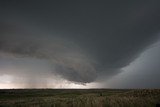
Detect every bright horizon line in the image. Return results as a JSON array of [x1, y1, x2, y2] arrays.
[[0, 88, 157, 89]]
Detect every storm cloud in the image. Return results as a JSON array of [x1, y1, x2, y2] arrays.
[[0, 33, 97, 83], [0, 0, 160, 88]]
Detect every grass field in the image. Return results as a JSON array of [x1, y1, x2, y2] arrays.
[[0, 89, 160, 107]]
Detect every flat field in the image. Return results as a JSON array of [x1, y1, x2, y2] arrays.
[[0, 89, 160, 107]]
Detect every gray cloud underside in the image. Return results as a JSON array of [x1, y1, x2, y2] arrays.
[[100, 40, 160, 88], [0, 35, 97, 83], [0, 1, 160, 84]]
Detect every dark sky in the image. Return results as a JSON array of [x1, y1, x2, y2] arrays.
[[0, 0, 160, 88]]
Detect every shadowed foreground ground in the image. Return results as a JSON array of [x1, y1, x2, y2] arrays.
[[0, 89, 160, 107]]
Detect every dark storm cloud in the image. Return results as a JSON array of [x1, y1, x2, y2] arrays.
[[0, 33, 97, 83], [101, 40, 160, 88], [0, 0, 160, 85]]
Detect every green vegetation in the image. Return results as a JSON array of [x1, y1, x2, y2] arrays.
[[0, 89, 159, 107]]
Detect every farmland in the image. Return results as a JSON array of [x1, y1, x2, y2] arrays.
[[0, 89, 160, 107]]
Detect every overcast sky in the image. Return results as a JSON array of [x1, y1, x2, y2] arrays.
[[0, 0, 160, 88]]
